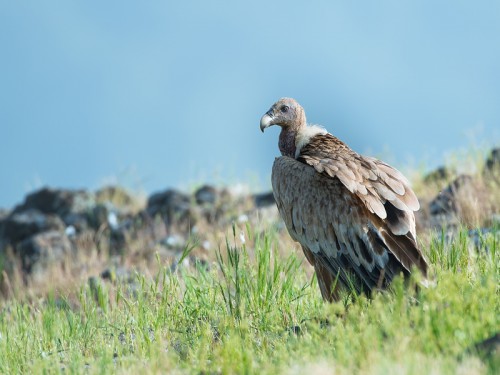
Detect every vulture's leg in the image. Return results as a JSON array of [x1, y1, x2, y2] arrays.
[[315, 262, 341, 302], [301, 245, 341, 302]]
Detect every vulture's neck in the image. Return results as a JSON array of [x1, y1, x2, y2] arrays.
[[279, 129, 297, 158], [279, 124, 327, 159]]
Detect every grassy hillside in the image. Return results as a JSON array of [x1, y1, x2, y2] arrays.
[[0, 224, 498, 374], [1, 148, 499, 374]]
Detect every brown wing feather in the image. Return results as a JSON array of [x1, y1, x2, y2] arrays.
[[272, 155, 428, 299], [299, 134, 419, 237]]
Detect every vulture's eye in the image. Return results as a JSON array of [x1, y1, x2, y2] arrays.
[[281, 105, 290, 113]]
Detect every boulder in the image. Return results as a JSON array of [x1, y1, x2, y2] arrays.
[[10, 187, 133, 234], [146, 189, 195, 229], [11, 187, 97, 233], [88, 203, 114, 230], [429, 175, 474, 216], [1, 209, 65, 244], [12, 187, 96, 219], [253, 191, 275, 208], [469, 332, 500, 359], [484, 148, 500, 176], [63, 212, 92, 232], [194, 185, 218, 205], [16, 230, 72, 274]]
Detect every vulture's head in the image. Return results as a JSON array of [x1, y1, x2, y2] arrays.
[[260, 98, 306, 132]]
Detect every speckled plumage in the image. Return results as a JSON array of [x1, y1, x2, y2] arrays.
[[261, 98, 429, 301]]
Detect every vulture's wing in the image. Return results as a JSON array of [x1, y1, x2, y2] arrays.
[[272, 135, 428, 294], [298, 133, 420, 238]]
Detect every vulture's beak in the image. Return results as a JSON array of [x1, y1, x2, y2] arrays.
[[260, 111, 274, 132]]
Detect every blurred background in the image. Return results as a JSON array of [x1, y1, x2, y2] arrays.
[[1, 1, 499, 208]]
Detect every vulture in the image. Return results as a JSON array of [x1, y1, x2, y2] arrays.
[[260, 97, 429, 301]]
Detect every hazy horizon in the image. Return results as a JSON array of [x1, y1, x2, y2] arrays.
[[1, 1, 499, 208]]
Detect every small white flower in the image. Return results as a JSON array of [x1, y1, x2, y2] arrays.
[[237, 214, 249, 223], [107, 212, 119, 229], [65, 225, 76, 237], [166, 235, 184, 247]]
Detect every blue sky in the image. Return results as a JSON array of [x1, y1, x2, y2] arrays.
[[1, 1, 499, 208]]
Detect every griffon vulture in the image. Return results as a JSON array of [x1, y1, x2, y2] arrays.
[[260, 98, 429, 301]]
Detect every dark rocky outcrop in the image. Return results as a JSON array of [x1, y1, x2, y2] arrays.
[[0, 183, 276, 282], [17, 230, 72, 275], [147, 189, 195, 230], [485, 148, 500, 173], [10, 187, 98, 234], [468, 332, 500, 360], [1, 147, 495, 289], [252, 192, 275, 208], [1, 209, 65, 244], [0, 187, 142, 278], [12, 187, 96, 220], [429, 175, 475, 216], [195, 185, 218, 205], [484, 148, 500, 186]]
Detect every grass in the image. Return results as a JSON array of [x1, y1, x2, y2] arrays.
[[0, 223, 498, 374]]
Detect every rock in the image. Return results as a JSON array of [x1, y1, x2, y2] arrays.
[[87, 203, 123, 231], [469, 332, 500, 359], [106, 227, 128, 255], [237, 214, 249, 223], [253, 191, 275, 208], [65, 225, 77, 238], [108, 211, 167, 253], [194, 185, 218, 205], [485, 148, 500, 172], [147, 189, 190, 216], [10, 188, 134, 235], [10, 187, 99, 233], [1, 209, 65, 244], [146, 189, 195, 229], [16, 230, 72, 274], [484, 148, 500, 180], [194, 185, 224, 224], [429, 175, 474, 216], [63, 212, 91, 232], [12, 187, 96, 219], [107, 211, 119, 230]]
